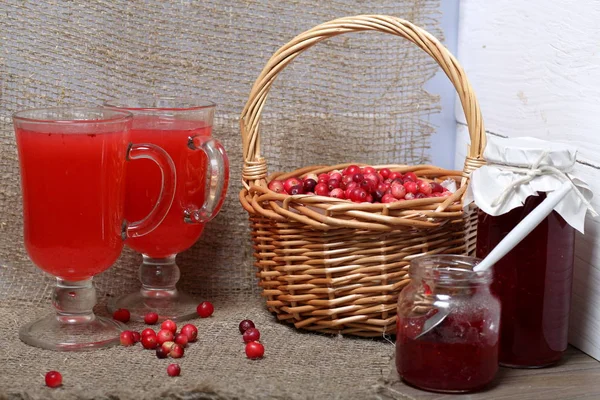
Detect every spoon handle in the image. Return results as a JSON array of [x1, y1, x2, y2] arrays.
[[473, 181, 572, 272]]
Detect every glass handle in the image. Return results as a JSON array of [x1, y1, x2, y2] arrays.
[[125, 143, 176, 238], [185, 136, 229, 224]]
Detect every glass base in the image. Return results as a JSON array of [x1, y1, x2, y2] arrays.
[[19, 313, 125, 351], [108, 289, 198, 322]]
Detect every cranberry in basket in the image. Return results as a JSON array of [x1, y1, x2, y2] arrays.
[[396, 255, 500, 393]]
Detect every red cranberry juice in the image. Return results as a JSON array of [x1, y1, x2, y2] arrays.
[[477, 193, 575, 367], [16, 127, 128, 280], [396, 312, 498, 392], [124, 119, 209, 258]]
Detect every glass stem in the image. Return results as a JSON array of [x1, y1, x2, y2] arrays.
[[140, 254, 180, 297], [52, 278, 96, 324]]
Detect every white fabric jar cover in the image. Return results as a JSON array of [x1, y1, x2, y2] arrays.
[[464, 136, 597, 233]]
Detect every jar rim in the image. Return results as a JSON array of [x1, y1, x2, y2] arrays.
[[409, 254, 492, 285]]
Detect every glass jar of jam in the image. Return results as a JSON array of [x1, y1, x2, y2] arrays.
[[396, 255, 500, 393], [477, 193, 575, 367]]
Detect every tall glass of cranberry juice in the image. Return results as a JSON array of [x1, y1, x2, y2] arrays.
[[104, 98, 229, 321], [13, 107, 175, 351]]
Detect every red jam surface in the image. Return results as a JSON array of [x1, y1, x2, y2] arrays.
[[396, 312, 498, 392], [477, 193, 575, 367]]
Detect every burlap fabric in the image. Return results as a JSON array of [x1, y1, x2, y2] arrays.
[[0, 1, 442, 398]]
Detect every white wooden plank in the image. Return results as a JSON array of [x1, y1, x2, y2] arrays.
[[455, 0, 600, 167]]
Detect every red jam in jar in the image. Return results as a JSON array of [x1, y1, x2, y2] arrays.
[[396, 255, 500, 393], [477, 193, 575, 367]]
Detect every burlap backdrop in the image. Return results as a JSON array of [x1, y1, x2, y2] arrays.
[[0, 1, 443, 399]]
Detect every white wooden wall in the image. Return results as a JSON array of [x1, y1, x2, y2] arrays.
[[455, 0, 600, 360]]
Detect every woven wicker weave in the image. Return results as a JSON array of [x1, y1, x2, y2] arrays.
[[239, 15, 486, 337]]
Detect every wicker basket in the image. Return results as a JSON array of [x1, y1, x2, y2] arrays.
[[239, 15, 486, 337]]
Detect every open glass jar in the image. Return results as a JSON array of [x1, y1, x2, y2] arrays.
[[396, 255, 500, 393]]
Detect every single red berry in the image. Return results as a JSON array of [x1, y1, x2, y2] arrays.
[[156, 346, 169, 359], [314, 183, 329, 196], [157, 329, 175, 345], [349, 187, 368, 203], [161, 319, 177, 334], [243, 328, 261, 343], [405, 192, 416, 200], [112, 308, 130, 323], [366, 194, 373, 203], [377, 182, 390, 193], [45, 370, 62, 388], [344, 165, 361, 176], [245, 341, 265, 360], [174, 333, 189, 347], [197, 301, 214, 318], [340, 174, 354, 189], [327, 178, 340, 191], [372, 190, 385, 202], [381, 194, 397, 203], [167, 363, 181, 377], [170, 343, 185, 359], [379, 168, 391, 179], [141, 334, 158, 349], [283, 177, 302, 194], [132, 331, 141, 343], [363, 172, 380, 186], [303, 178, 317, 193], [239, 319, 255, 334], [120, 330, 135, 346], [289, 184, 304, 195], [391, 184, 407, 199], [404, 172, 418, 182], [141, 328, 156, 338], [329, 188, 345, 199], [389, 172, 403, 180], [329, 171, 342, 181], [404, 181, 418, 195], [144, 312, 159, 325], [317, 173, 330, 184], [418, 181, 433, 195], [352, 173, 364, 183], [415, 193, 427, 199], [268, 179, 285, 193], [430, 182, 444, 193], [362, 166, 377, 175], [161, 341, 175, 353], [180, 324, 198, 342]]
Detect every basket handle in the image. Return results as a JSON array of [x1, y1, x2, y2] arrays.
[[240, 15, 486, 188]]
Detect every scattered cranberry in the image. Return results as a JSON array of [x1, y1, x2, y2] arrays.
[[144, 312, 159, 325], [161, 341, 175, 353], [390, 183, 407, 199], [161, 319, 177, 334], [45, 371, 62, 388], [112, 308, 130, 323], [141, 328, 156, 338], [167, 363, 181, 377], [132, 331, 141, 343], [174, 333, 189, 347], [120, 331, 135, 346], [141, 334, 158, 349], [156, 346, 169, 359], [267, 179, 285, 193], [245, 342, 265, 360], [243, 328, 261, 343], [239, 319, 255, 334], [180, 324, 198, 342], [170, 343, 185, 358], [157, 329, 175, 345], [197, 301, 214, 318]]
